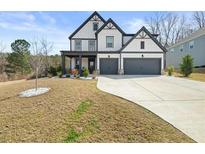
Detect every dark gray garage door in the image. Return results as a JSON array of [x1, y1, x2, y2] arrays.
[[100, 58, 118, 75], [124, 58, 161, 75]]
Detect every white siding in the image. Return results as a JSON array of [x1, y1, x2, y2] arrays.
[[82, 58, 88, 68], [97, 29, 122, 51], [72, 21, 104, 39], [122, 32, 163, 52]]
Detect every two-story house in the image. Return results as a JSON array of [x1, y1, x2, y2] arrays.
[[60, 11, 166, 75], [167, 28, 205, 68]]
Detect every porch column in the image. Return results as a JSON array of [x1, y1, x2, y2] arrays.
[[61, 54, 66, 74], [79, 55, 82, 76], [70, 57, 72, 70], [95, 57, 97, 71]]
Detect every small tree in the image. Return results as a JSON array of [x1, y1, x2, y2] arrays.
[[41, 39, 53, 77], [180, 55, 194, 77], [29, 39, 44, 91]]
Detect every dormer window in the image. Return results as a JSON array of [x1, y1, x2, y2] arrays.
[[140, 41, 145, 49], [93, 23, 98, 31]]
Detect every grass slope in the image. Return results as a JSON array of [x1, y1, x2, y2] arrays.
[[0, 78, 194, 143]]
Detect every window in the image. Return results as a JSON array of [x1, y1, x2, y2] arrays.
[[93, 23, 98, 31], [189, 41, 194, 49], [170, 49, 174, 52], [88, 40, 96, 51], [140, 41, 145, 49], [180, 45, 183, 52], [106, 36, 114, 48], [75, 40, 82, 51]]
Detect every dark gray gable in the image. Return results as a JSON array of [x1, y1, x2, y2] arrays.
[[95, 18, 125, 35], [120, 26, 167, 52], [69, 11, 106, 39]]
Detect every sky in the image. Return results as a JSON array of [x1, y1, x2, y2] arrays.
[[0, 11, 193, 55]]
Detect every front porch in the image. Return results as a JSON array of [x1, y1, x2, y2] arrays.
[[60, 51, 97, 75]]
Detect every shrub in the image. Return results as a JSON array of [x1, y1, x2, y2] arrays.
[[56, 65, 62, 73], [48, 66, 57, 76], [180, 55, 194, 77], [82, 68, 89, 78], [167, 65, 174, 76]]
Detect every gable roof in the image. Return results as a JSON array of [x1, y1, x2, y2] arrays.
[[95, 18, 125, 35], [120, 26, 167, 52], [69, 11, 106, 39], [168, 27, 205, 49]]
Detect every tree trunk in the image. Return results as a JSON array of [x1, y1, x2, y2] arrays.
[[35, 67, 38, 91]]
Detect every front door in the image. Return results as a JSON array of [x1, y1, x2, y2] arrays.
[[88, 57, 95, 74]]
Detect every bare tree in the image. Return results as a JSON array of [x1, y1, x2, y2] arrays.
[[193, 11, 205, 28], [41, 38, 53, 76], [161, 13, 179, 47], [0, 41, 7, 74], [170, 15, 186, 45], [146, 12, 164, 43], [29, 39, 44, 91], [146, 12, 195, 47]]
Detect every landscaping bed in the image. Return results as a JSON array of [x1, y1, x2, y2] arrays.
[[0, 78, 194, 142]]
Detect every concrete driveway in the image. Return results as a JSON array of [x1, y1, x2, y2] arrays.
[[97, 75, 205, 142]]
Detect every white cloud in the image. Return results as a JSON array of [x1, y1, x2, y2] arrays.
[[38, 12, 56, 24], [124, 18, 147, 33], [0, 12, 71, 54], [0, 12, 36, 23]]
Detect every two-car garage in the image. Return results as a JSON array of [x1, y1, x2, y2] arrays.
[[123, 58, 161, 75], [99, 57, 162, 75]]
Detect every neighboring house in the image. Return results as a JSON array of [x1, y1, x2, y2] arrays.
[[60, 11, 166, 75], [167, 28, 205, 68]]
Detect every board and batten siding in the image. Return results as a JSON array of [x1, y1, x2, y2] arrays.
[[122, 32, 163, 52], [97, 29, 123, 51], [72, 20, 104, 39], [167, 35, 205, 68]]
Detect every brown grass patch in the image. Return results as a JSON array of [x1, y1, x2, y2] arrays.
[[0, 78, 194, 143], [169, 68, 205, 82]]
